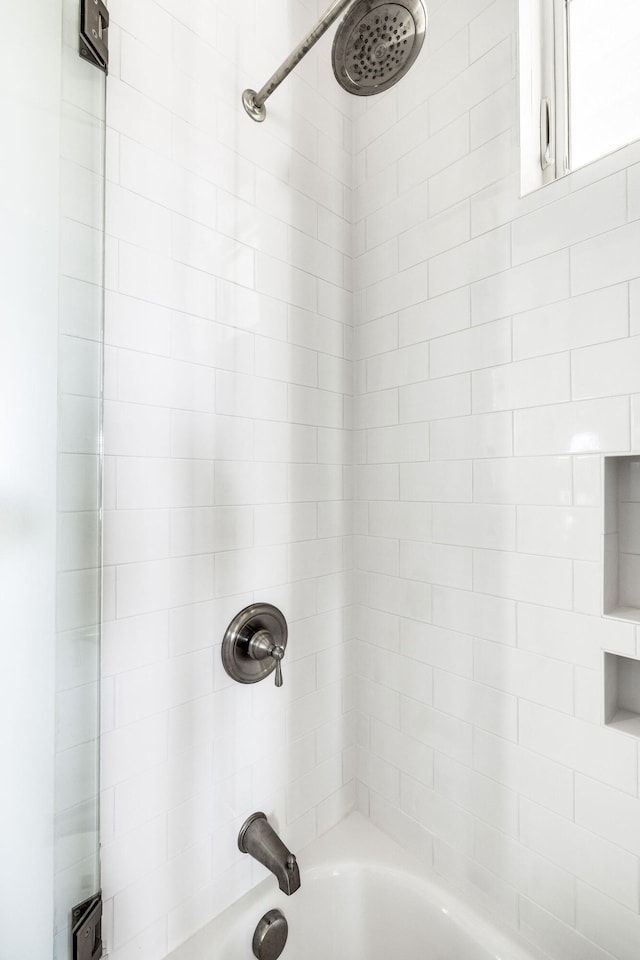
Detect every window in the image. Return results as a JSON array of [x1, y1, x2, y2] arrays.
[[519, 0, 640, 193]]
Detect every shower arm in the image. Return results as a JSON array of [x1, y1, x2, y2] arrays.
[[242, 0, 355, 122]]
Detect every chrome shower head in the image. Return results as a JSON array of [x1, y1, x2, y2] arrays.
[[332, 0, 427, 96]]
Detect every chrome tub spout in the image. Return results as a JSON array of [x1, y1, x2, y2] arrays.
[[238, 812, 301, 895]]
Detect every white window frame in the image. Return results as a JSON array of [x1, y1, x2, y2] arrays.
[[519, 0, 570, 193]]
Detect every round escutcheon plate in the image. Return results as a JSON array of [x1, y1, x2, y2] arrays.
[[221, 602, 288, 685]]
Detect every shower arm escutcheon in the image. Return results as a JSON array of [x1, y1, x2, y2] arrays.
[[242, 0, 354, 121], [221, 603, 288, 687]]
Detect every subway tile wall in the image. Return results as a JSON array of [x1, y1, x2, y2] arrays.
[[101, 0, 640, 958], [101, 1, 355, 957], [353, 2, 640, 960]]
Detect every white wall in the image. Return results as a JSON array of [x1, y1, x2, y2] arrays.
[[353, 1, 640, 959], [100, 2, 355, 957]]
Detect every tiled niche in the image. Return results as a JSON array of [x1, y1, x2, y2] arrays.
[[604, 455, 640, 622], [604, 652, 640, 737]]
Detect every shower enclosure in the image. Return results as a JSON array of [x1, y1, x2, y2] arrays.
[[0, 1, 106, 957]]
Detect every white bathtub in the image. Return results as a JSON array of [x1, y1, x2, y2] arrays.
[[165, 813, 542, 960]]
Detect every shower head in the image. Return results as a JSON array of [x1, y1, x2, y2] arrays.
[[242, 0, 428, 122], [332, 1, 428, 96]]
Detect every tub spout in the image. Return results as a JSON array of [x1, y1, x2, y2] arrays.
[[238, 812, 301, 895]]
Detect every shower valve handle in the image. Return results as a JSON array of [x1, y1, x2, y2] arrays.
[[248, 630, 285, 687]]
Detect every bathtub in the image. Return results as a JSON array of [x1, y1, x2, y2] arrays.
[[165, 813, 542, 960]]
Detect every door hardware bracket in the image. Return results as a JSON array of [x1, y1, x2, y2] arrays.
[[72, 892, 103, 960], [79, 0, 109, 73]]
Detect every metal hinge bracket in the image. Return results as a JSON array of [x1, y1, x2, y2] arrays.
[[72, 893, 103, 960], [79, 0, 109, 74]]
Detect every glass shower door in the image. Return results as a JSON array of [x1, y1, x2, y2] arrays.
[[55, 0, 106, 956]]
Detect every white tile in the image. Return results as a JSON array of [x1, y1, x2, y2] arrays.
[[289, 464, 344, 502], [171, 411, 253, 463], [571, 220, 640, 296], [399, 541, 472, 590], [354, 676, 401, 729], [214, 461, 287, 505], [400, 373, 471, 422], [520, 898, 616, 960], [355, 316, 399, 360], [116, 458, 214, 510], [435, 753, 518, 835], [400, 618, 473, 678], [214, 545, 287, 598], [102, 612, 169, 679], [170, 506, 253, 555], [428, 130, 513, 216], [573, 336, 640, 401], [104, 509, 170, 565], [520, 798, 640, 911], [577, 884, 640, 960], [515, 397, 630, 456], [474, 730, 574, 818], [430, 318, 511, 379], [433, 669, 517, 740], [519, 700, 638, 794], [355, 536, 399, 577], [471, 250, 570, 326], [474, 548, 573, 609], [512, 173, 627, 265], [430, 411, 513, 460], [289, 384, 344, 429], [429, 225, 511, 297], [632, 280, 640, 337], [355, 747, 400, 804], [432, 585, 516, 645], [369, 794, 434, 864], [289, 537, 344, 581], [474, 638, 574, 713], [354, 464, 399, 501], [633, 394, 640, 450], [354, 389, 398, 429], [433, 503, 516, 550], [367, 573, 431, 621], [365, 184, 427, 251], [367, 343, 430, 391], [472, 354, 570, 412], [400, 775, 475, 855], [473, 456, 572, 505], [574, 560, 604, 616], [400, 460, 473, 501], [517, 506, 601, 561], [475, 822, 574, 926], [399, 287, 471, 345], [215, 371, 287, 422], [575, 775, 640, 857], [512, 284, 629, 360], [432, 838, 518, 930], [517, 602, 635, 668], [254, 503, 317, 546], [367, 422, 429, 463], [575, 666, 605, 723], [368, 502, 432, 541], [470, 81, 516, 149], [399, 200, 471, 272]]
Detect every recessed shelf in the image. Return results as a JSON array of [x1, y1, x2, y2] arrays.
[[603, 456, 640, 622], [604, 652, 640, 738]]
